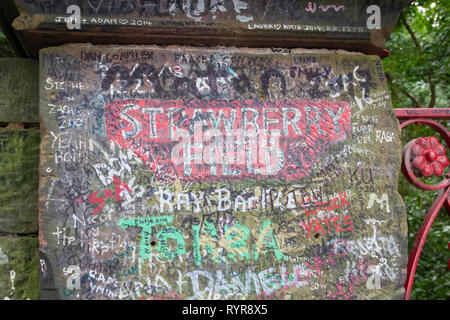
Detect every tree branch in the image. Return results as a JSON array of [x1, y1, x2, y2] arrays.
[[400, 88, 425, 108], [385, 72, 424, 108], [401, 15, 436, 108], [401, 15, 422, 53]]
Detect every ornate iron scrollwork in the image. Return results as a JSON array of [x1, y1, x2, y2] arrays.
[[395, 108, 449, 299]]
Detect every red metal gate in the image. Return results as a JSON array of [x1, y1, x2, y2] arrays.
[[394, 108, 450, 299]]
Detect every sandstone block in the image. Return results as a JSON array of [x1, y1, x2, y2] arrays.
[[0, 127, 40, 234], [0, 58, 39, 123], [39, 44, 407, 300]]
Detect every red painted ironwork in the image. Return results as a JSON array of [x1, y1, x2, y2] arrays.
[[394, 108, 449, 300], [411, 137, 448, 177], [395, 108, 450, 119], [377, 49, 390, 59]]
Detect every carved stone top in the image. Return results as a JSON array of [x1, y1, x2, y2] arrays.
[[8, 0, 412, 57]]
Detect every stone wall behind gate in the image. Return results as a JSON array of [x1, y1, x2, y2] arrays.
[[0, 58, 40, 300], [38, 44, 408, 300]]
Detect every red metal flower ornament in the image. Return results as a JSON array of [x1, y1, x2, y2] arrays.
[[411, 137, 449, 177]]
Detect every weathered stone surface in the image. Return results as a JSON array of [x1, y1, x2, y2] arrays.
[[0, 58, 39, 123], [9, 0, 412, 57], [39, 44, 407, 300], [0, 236, 39, 300], [0, 127, 40, 234]]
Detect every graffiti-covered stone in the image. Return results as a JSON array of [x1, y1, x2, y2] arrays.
[[39, 44, 408, 300], [0, 236, 39, 300], [10, 0, 412, 57], [0, 58, 39, 123], [0, 127, 40, 234]]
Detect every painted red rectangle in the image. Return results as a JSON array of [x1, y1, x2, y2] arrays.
[[105, 100, 351, 182]]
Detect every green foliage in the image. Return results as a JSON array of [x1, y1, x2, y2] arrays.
[[384, 1, 450, 300], [384, 1, 449, 108], [0, 31, 14, 58]]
